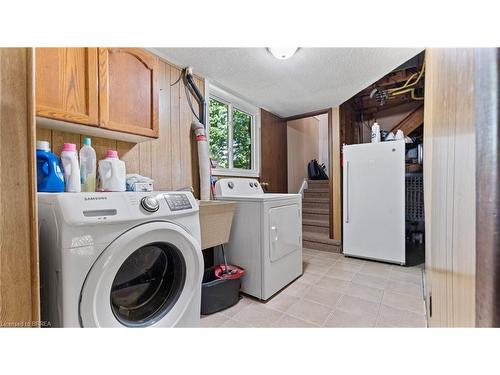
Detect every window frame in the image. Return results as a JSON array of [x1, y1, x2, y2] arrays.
[[207, 84, 260, 177]]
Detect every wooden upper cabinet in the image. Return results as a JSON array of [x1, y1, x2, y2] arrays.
[[98, 48, 159, 138], [35, 48, 99, 126]]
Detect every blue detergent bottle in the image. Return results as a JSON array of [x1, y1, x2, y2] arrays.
[[36, 140, 65, 192]]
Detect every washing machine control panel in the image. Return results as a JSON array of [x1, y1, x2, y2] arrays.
[[163, 193, 193, 211]]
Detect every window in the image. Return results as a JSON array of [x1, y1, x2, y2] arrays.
[[208, 85, 260, 177]]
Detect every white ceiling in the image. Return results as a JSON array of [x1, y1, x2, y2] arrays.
[[152, 48, 423, 118]]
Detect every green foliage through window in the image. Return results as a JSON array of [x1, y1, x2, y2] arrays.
[[208, 98, 229, 168], [232, 108, 252, 169], [209, 97, 252, 170]]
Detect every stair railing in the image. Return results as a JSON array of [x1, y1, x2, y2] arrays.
[[298, 178, 309, 197]]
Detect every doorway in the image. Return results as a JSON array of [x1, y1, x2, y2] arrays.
[[286, 114, 329, 193]]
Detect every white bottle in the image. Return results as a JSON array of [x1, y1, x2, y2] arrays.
[[395, 129, 405, 140], [61, 143, 81, 193], [371, 122, 381, 143], [98, 150, 126, 192], [79, 137, 97, 192]]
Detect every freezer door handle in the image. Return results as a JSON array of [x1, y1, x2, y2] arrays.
[[345, 161, 350, 223]]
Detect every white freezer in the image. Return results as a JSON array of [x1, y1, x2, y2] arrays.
[[343, 141, 406, 265]]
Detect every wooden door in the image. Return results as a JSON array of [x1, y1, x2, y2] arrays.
[[1, 48, 40, 327], [260, 109, 287, 193], [424, 49, 476, 327], [98, 48, 159, 138], [35, 48, 99, 126]]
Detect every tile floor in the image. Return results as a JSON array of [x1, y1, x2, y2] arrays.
[[201, 248, 427, 328]]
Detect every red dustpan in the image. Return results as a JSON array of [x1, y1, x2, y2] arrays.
[[214, 264, 244, 280]]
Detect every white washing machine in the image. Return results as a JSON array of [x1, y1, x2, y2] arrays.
[[38, 191, 203, 328], [215, 178, 302, 300]]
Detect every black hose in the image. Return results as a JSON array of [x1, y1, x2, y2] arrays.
[[183, 69, 207, 127]]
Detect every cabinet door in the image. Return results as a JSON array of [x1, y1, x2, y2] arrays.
[[35, 48, 99, 126], [98, 48, 159, 138]]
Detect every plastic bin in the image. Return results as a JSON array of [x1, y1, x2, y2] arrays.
[[201, 266, 243, 315]]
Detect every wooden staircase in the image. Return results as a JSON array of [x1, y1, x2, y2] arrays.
[[302, 180, 341, 253]]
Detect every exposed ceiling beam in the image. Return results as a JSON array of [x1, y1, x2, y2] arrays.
[[390, 103, 425, 135]]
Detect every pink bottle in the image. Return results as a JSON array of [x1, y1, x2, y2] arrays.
[[61, 143, 81, 192], [98, 150, 126, 191]]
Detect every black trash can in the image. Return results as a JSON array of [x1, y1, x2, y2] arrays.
[[201, 266, 243, 315]]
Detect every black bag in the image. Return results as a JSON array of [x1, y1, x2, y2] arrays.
[[308, 159, 329, 180]]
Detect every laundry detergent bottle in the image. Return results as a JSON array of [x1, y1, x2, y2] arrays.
[[98, 150, 126, 192], [79, 137, 97, 192], [36, 140, 65, 192], [61, 143, 81, 193]]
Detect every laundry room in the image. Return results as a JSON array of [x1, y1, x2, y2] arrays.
[[2, 2, 500, 373], [0, 45, 483, 332], [1, 1, 499, 357]]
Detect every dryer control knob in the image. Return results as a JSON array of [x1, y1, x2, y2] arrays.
[[141, 196, 159, 212]]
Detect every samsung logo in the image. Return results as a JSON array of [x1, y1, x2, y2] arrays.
[[84, 196, 107, 201]]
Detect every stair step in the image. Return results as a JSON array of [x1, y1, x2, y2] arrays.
[[303, 218, 329, 227], [305, 187, 329, 193], [304, 191, 329, 199], [303, 197, 329, 203], [308, 180, 329, 185], [303, 212, 329, 221], [303, 240, 341, 253], [303, 231, 341, 246], [303, 207, 329, 221], [302, 207, 329, 215], [302, 198, 329, 209], [303, 225, 329, 234]]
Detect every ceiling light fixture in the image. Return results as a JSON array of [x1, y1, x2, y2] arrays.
[[267, 47, 299, 60]]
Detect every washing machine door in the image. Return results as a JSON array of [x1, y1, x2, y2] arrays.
[[79, 221, 202, 327]]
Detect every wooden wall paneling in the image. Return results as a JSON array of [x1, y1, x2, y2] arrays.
[[26, 49, 40, 324], [36, 127, 53, 146], [260, 109, 288, 193], [328, 107, 342, 241], [51, 130, 81, 156], [424, 48, 476, 327], [170, 66, 182, 190], [444, 50, 458, 326], [117, 141, 140, 174], [151, 60, 172, 191], [339, 101, 359, 145], [0, 48, 39, 326], [426, 49, 453, 327], [452, 48, 475, 327], [139, 142, 152, 178], [91, 137, 118, 161]]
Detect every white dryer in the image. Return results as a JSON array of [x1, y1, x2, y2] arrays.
[[215, 178, 302, 300], [38, 191, 203, 328]]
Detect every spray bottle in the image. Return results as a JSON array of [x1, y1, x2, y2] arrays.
[[371, 122, 381, 143]]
